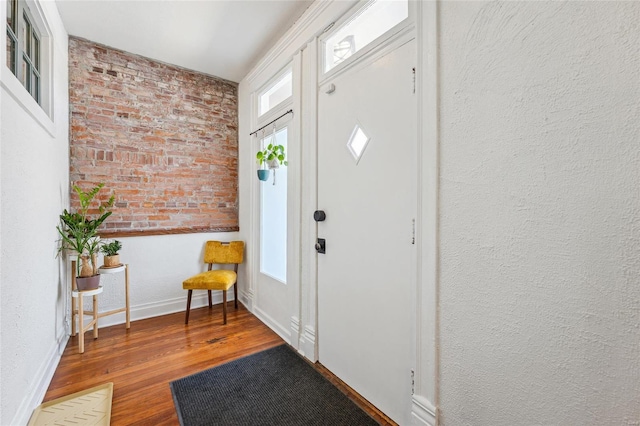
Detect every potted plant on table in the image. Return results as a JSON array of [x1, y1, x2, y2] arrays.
[[101, 240, 122, 268], [57, 183, 115, 291]]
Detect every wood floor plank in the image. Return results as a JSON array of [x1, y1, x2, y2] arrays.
[[45, 303, 394, 425]]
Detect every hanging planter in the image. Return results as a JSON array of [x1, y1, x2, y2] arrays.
[[250, 110, 293, 184], [256, 144, 287, 185], [256, 126, 287, 184], [256, 143, 287, 168], [257, 169, 270, 181], [267, 158, 280, 170]]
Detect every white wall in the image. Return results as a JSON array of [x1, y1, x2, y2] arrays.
[[438, 2, 640, 424], [0, 18, 3, 424], [96, 232, 239, 327], [0, 3, 240, 423], [0, 1, 70, 424]]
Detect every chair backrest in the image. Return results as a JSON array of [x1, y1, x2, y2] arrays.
[[204, 241, 244, 265]]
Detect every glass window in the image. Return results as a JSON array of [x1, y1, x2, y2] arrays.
[[260, 127, 288, 283], [324, 0, 409, 73], [5, 0, 41, 104], [6, 0, 17, 74], [23, 13, 30, 55], [347, 124, 370, 164], [258, 70, 292, 116]]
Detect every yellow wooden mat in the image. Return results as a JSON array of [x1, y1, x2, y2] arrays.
[[28, 382, 113, 426]]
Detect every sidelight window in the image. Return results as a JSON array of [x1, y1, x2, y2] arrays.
[[260, 127, 288, 283]]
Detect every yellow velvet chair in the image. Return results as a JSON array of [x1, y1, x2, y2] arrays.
[[183, 241, 244, 325]]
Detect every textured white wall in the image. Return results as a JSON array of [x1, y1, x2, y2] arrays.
[[0, 2, 70, 424], [0, 6, 242, 423], [438, 2, 640, 425], [96, 232, 240, 327], [0, 18, 3, 425]]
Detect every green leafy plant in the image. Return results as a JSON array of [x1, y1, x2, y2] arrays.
[[100, 240, 122, 257], [256, 143, 288, 168], [57, 183, 115, 277]]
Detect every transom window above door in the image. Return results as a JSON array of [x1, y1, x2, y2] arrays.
[[258, 69, 292, 116], [322, 0, 409, 74]]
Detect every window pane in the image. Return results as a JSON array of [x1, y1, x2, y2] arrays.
[[32, 34, 39, 69], [22, 13, 31, 56], [6, 32, 15, 73], [260, 127, 288, 283], [347, 124, 371, 164], [32, 72, 39, 102], [21, 56, 30, 88], [259, 70, 292, 116], [324, 0, 408, 72], [6, 0, 16, 31]]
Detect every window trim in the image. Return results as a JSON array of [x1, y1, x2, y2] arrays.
[[6, 0, 18, 74], [256, 65, 293, 123], [7, 0, 40, 103], [20, 8, 41, 103], [2, 0, 54, 134], [319, 0, 413, 81]]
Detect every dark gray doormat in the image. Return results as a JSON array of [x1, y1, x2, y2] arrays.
[[170, 344, 379, 426]]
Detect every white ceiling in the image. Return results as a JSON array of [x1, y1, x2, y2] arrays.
[[55, 0, 313, 82]]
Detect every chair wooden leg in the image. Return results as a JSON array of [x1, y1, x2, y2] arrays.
[[222, 290, 227, 325], [208, 290, 212, 308], [185, 290, 193, 324], [234, 283, 238, 309]]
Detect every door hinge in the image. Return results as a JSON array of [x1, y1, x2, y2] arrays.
[[411, 218, 415, 245], [412, 67, 416, 94], [323, 22, 335, 34], [411, 369, 415, 395]]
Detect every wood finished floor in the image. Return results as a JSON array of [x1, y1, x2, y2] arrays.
[[45, 303, 395, 425]]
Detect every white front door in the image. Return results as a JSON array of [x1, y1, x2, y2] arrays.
[[317, 38, 417, 424]]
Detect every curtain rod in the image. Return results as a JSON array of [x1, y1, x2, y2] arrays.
[[249, 109, 294, 136]]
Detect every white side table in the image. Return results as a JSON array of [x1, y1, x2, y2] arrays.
[[68, 260, 131, 354], [71, 286, 103, 354], [97, 264, 131, 330]]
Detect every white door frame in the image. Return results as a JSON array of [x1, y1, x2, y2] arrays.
[[316, 33, 418, 425], [247, 58, 303, 346], [412, 1, 439, 425], [240, 1, 440, 424]]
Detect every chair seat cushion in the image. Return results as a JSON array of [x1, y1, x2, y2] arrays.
[[183, 270, 237, 291]]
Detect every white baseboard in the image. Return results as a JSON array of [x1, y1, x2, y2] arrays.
[[253, 305, 291, 344], [290, 316, 300, 350], [240, 289, 254, 311], [11, 330, 68, 426], [412, 395, 437, 426], [79, 291, 234, 329], [299, 324, 317, 362]]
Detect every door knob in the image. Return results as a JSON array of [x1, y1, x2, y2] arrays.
[[315, 238, 326, 254], [314, 210, 326, 222]]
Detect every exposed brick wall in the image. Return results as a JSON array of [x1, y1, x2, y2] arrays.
[[68, 37, 239, 236]]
